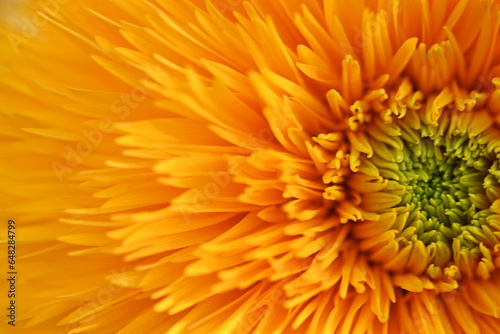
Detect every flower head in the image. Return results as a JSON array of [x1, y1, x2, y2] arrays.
[[2, 0, 500, 333]]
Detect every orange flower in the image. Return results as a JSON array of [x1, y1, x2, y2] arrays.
[[1, 0, 500, 333]]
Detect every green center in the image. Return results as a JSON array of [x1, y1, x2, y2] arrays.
[[394, 130, 499, 249]]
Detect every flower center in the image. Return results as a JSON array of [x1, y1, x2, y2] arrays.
[[310, 90, 500, 287], [395, 134, 495, 249], [347, 105, 500, 280]]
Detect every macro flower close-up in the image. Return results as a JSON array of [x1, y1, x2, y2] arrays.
[[2, 0, 500, 333]]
